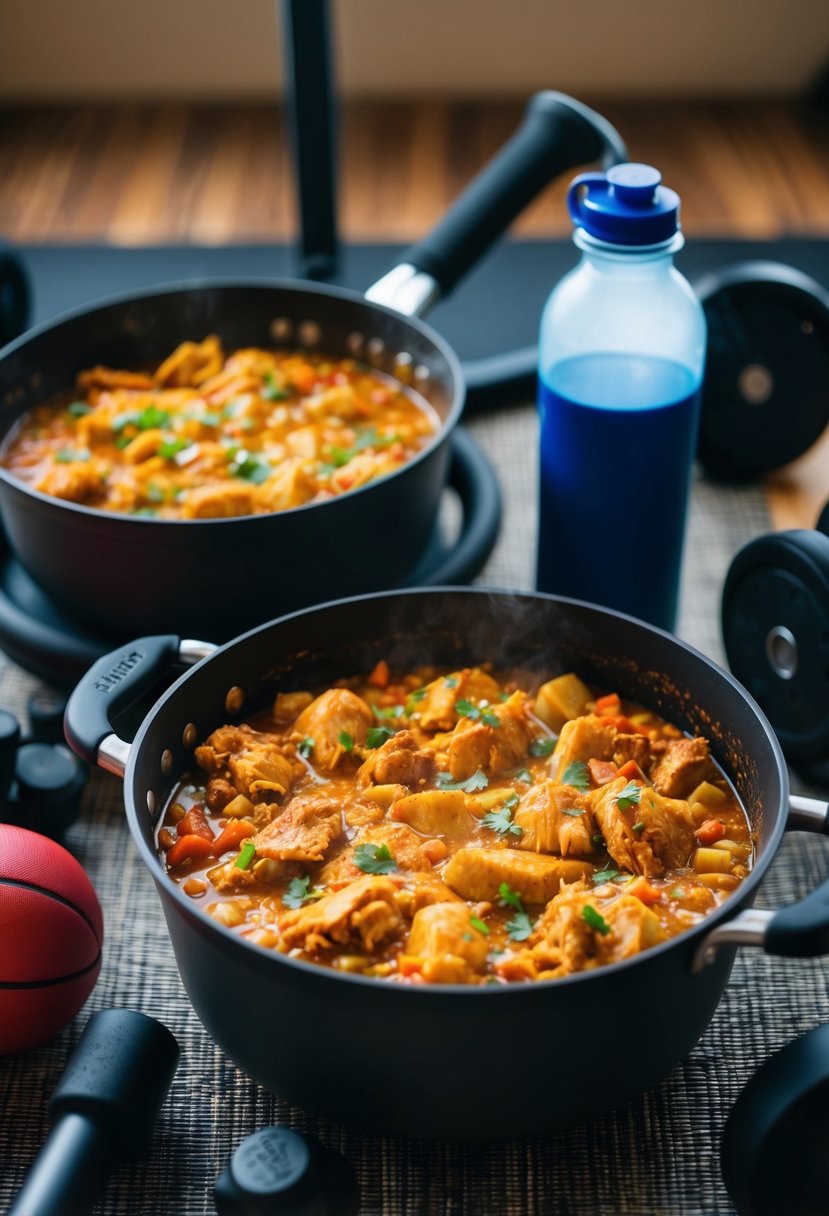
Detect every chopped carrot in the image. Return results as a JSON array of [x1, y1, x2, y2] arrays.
[[627, 877, 662, 906], [368, 659, 391, 688], [398, 956, 424, 977], [616, 759, 647, 782], [212, 819, 256, 856], [595, 693, 621, 715], [588, 759, 618, 786], [600, 713, 641, 735], [165, 833, 216, 867], [177, 805, 214, 841], [695, 819, 727, 846]]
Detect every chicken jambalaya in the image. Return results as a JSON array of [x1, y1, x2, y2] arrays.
[[158, 664, 752, 986]]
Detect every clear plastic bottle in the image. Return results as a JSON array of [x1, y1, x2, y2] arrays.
[[535, 163, 706, 632]]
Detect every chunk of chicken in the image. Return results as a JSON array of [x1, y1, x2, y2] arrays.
[[195, 724, 299, 801], [513, 780, 595, 857], [415, 668, 503, 732], [35, 459, 106, 504], [180, 483, 255, 519], [356, 730, 436, 789], [650, 736, 711, 799], [499, 881, 667, 979], [591, 777, 695, 878], [252, 792, 342, 862], [280, 875, 402, 954], [447, 691, 536, 780], [444, 847, 592, 905], [403, 902, 490, 983], [319, 823, 445, 888], [293, 689, 374, 774], [390, 789, 474, 838], [550, 715, 617, 780], [394, 874, 464, 919]]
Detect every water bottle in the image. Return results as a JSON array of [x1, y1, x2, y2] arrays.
[[535, 163, 706, 632]]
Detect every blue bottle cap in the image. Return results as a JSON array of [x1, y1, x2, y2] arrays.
[[567, 164, 680, 246]]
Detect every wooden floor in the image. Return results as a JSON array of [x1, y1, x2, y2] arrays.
[[1, 96, 828, 526]]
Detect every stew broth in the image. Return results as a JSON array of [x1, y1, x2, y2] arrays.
[[157, 664, 753, 986]]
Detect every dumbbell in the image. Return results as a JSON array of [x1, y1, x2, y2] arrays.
[[0, 691, 86, 838]]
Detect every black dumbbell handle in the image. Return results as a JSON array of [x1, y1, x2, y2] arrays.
[[8, 1010, 179, 1216]]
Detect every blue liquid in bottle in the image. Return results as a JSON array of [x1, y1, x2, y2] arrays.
[[537, 352, 701, 631]]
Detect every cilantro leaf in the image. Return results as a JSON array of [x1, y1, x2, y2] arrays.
[[55, 447, 91, 463], [513, 768, 532, 784], [529, 736, 555, 757], [561, 760, 589, 790], [482, 806, 523, 838], [469, 916, 490, 937], [498, 882, 524, 913], [455, 699, 480, 720], [262, 371, 290, 401], [353, 842, 397, 875], [582, 905, 611, 935], [435, 769, 488, 793], [366, 726, 394, 749], [338, 731, 354, 752], [282, 875, 324, 910], [506, 911, 534, 942], [158, 437, 191, 461], [592, 868, 620, 884], [297, 737, 314, 758], [372, 704, 404, 720], [232, 455, 271, 484], [444, 675, 460, 689], [616, 780, 642, 812], [68, 401, 91, 418], [561, 807, 584, 818]]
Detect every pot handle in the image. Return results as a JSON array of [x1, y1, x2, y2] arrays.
[[365, 91, 627, 317], [64, 636, 214, 775], [693, 794, 829, 971]]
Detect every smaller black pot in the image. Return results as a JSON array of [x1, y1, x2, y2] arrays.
[[0, 94, 625, 642], [65, 589, 829, 1140]]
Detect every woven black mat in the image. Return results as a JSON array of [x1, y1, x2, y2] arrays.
[[1, 240, 828, 1215]]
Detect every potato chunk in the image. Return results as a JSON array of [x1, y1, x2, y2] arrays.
[[444, 847, 592, 905]]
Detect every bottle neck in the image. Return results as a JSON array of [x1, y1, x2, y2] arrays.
[[573, 228, 684, 264]]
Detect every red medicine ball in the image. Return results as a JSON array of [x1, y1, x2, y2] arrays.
[[0, 824, 103, 1055]]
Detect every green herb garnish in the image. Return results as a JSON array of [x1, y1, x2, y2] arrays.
[[230, 454, 270, 484], [282, 875, 324, 909], [482, 806, 523, 838], [513, 768, 532, 784], [158, 437, 191, 461], [617, 781, 642, 812], [455, 699, 500, 728], [68, 401, 91, 418], [561, 760, 589, 790], [498, 882, 524, 913], [338, 731, 354, 752], [366, 726, 394, 749], [297, 737, 315, 758], [632, 821, 646, 834], [469, 916, 490, 937], [372, 704, 404, 720], [55, 447, 90, 463], [561, 807, 584, 818], [435, 769, 488, 794], [529, 737, 555, 757], [261, 371, 290, 401], [582, 905, 611, 935], [592, 869, 620, 884], [235, 841, 256, 871], [506, 912, 534, 942], [444, 675, 460, 689], [353, 842, 397, 875]]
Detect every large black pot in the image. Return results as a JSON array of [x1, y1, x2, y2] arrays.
[[0, 93, 625, 642], [64, 589, 829, 1141]]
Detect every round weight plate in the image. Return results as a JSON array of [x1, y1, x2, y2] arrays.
[[722, 530, 829, 760], [697, 261, 829, 480]]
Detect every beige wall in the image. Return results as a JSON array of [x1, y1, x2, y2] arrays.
[[1, 0, 826, 100]]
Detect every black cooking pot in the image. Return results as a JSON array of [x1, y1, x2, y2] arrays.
[[64, 589, 829, 1141], [0, 93, 625, 642]]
